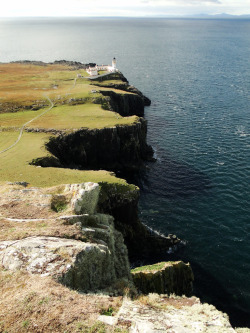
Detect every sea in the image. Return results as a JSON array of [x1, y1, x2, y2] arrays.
[[0, 17, 250, 327]]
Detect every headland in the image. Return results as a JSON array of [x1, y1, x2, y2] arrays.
[[0, 60, 241, 332]]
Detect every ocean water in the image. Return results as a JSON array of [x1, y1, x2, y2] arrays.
[[0, 17, 250, 327]]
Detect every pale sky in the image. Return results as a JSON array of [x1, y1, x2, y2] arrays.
[[1, 0, 250, 17]]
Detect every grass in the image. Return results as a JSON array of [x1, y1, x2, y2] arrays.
[[0, 269, 124, 333], [92, 80, 126, 86], [131, 262, 173, 274], [0, 131, 128, 187], [0, 63, 131, 113], [0, 62, 140, 187], [0, 108, 51, 128], [27, 104, 138, 130], [0, 63, 75, 109]]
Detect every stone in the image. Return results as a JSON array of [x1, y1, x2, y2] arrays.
[[65, 182, 100, 214], [0, 231, 131, 292], [115, 297, 235, 333]]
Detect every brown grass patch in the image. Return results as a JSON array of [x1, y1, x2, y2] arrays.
[[0, 269, 122, 332], [0, 217, 85, 242], [137, 293, 199, 310]]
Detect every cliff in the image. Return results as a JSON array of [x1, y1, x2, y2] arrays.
[[90, 71, 151, 107], [131, 261, 194, 296], [99, 90, 145, 117], [0, 182, 238, 332], [97, 182, 179, 259], [44, 118, 154, 172], [0, 182, 131, 293], [0, 63, 241, 332]]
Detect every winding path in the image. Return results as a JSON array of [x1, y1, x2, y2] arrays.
[[0, 96, 54, 155]]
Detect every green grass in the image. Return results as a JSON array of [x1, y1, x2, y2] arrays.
[[0, 131, 128, 187], [0, 130, 20, 151], [93, 80, 126, 86], [0, 63, 140, 189], [131, 262, 171, 274], [0, 108, 50, 128], [27, 104, 138, 130]]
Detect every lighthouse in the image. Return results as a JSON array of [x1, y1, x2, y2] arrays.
[[112, 57, 117, 70]]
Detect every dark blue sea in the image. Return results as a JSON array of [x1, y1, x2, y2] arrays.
[[0, 17, 250, 327]]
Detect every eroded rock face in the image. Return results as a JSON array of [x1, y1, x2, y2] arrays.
[[0, 216, 131, 292], [0, 182, 131, 292], [65, 182, 100, 214], [45, 119, 154, 172], [131, 261, 194, 297]]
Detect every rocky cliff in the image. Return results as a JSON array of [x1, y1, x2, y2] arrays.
[[97, 182, 180, 259], [0, 182, 131, 293], [44, 118, 154, 172], [99, 90, 145, 117], [131, 261, 194, 296]]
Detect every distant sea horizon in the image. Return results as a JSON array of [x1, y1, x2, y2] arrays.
[[0, 17, 250, 327]]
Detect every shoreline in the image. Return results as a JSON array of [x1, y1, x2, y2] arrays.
[[0, 61, 244, 331]]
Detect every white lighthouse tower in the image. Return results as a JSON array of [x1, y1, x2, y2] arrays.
[[112, 57, 117, 70]]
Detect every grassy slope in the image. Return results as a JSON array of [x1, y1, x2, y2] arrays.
[[0, 104, 138, 130], [0, 131, 127, 187], [0, 63, 137, 187]]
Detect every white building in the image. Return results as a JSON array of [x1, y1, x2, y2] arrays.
[[86, 57, 118, 77]]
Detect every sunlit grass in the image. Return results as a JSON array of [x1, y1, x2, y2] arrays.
[[0, 63, 87, 109], [28, 104, 139, 130], [0, 131, 127, 187], [0, 108, 50, 128], [0, 63, 139, 188]]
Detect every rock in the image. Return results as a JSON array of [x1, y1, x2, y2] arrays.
[[114, 296, 236, 333], [99, 90, 145, 116], [65, 182, 100, 214], [131, 261, 194, 297], [98, 182, 180, 259], [45, 118, 153, 172], [7, 181, 29, 187], [0, 229, 130, 292]]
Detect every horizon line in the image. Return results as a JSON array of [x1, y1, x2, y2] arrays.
[[1, 14, 250, 19]]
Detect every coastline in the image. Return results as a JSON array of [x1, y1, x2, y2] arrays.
[[0, 61, 243, 332]]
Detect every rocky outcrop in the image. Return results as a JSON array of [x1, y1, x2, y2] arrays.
[[100, 295, 236, 332], [100, 90, 145, 117], [66, 182, 100, 214], [131, 261, 194, 297], [45, 118, 154, 172], [0, 182, 131, 293], [0, 230, 130, 292], [90, 71, 151, 106], [98, 182, 180, 259]]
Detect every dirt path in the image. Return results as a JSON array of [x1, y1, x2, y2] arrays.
[[0, 96, 54, 155]]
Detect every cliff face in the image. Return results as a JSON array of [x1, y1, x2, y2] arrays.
[[97, 182, 179, 259], [45, 118, 154, 172], [90, 71, 151, 107], [131, 261, 194, 297], [0, 182, 131, 293], [100, 90, 145, 117]]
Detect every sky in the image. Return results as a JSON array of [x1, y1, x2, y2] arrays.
[[1, 0, 250, 17]]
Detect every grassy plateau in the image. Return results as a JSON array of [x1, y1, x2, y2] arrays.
[[0, 62, 137, 187]]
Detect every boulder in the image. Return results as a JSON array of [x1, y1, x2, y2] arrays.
[[0, 232, 130, 292]]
